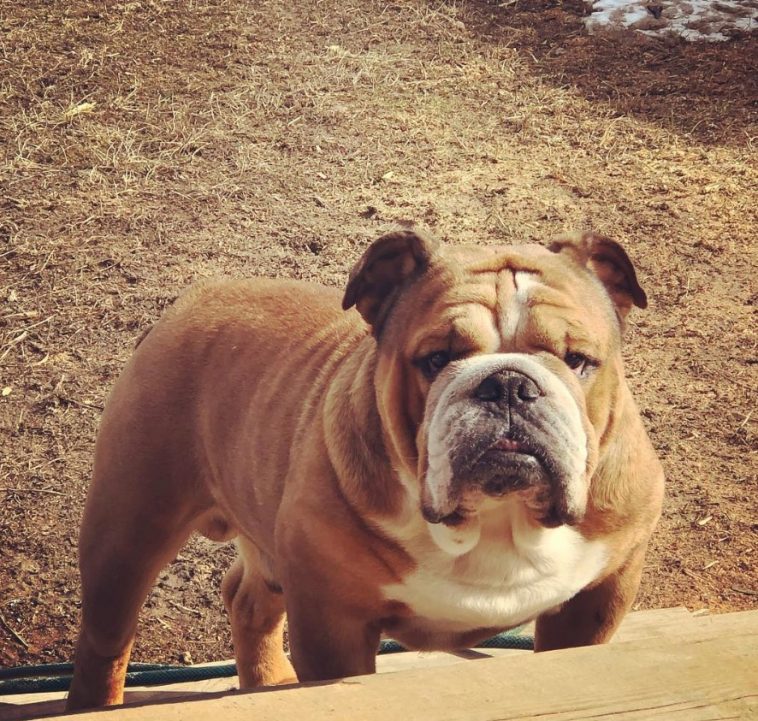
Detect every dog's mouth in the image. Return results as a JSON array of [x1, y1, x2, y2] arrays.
[[474, 435, 544, 495], [422, 435, 572, 529], [489, 437, 530, 454], [423, 439, 539, 524], [483, 434, 539, 467]]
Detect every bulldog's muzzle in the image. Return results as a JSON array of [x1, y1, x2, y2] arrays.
[[421, 354, 589, 545]]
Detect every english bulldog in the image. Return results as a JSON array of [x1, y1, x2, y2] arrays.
[[67, 229, 664, 710]]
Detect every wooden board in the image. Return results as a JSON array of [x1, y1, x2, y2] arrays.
[[0, 606, 694, 717], [4, 609, 755, 721], [0, 607, 714, 719], [377, 606, 699, 673]]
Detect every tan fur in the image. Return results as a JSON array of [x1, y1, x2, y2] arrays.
[[67, 232, 663, 710]]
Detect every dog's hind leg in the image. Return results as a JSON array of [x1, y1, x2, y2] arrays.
[[66, 494, 197, 710], [65, 425, 204, 712], [67, 523, 197, 709], [221, 537, 296, 688]]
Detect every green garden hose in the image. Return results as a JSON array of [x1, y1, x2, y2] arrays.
[[0, 631, 534, 695]]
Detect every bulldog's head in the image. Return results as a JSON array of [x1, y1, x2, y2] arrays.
[[343, 229, 647, 555]]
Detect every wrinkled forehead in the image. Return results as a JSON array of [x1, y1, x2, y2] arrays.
[[394, 243, 618, 354]]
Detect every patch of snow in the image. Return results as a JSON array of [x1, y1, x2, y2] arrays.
[[584, 0, 758, 41]]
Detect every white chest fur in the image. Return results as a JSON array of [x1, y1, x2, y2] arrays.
[[380, 505, 607, 644]]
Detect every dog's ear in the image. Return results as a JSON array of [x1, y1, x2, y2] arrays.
[[549, 232, 647, 321], [343, 229, 438, 332]]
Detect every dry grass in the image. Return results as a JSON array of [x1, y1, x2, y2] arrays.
[[1, 0, 756, 666]]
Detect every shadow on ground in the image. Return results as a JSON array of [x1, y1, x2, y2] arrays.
[[460, 0, 757, 146]]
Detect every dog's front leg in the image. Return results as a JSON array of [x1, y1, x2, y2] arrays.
[[534, 544, 647, 650], [285, 591, 380, 683]]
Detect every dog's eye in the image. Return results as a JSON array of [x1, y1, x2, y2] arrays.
[[564, 351, 598, 377], [419, 351, 451, 379]]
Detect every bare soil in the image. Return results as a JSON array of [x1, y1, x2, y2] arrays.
[[1, 0, 756, 668]]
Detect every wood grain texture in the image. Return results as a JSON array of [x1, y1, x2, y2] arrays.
[[0, 606, 699, 718], [17, 610, 756, 721]]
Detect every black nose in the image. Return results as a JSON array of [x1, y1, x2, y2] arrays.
[[473, 371, 541, 405]]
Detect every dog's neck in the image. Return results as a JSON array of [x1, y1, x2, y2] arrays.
[[322, 333, 405, 517], [584, 370, 663, 539]]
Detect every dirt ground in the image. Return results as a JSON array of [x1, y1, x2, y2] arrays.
[[1, 0, 756, 668]]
